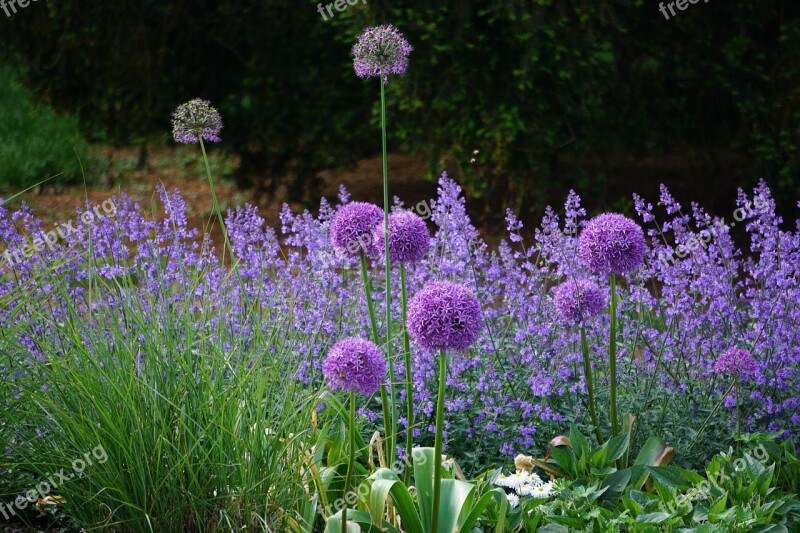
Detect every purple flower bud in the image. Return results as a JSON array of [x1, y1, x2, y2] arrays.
[[553, 279, 606, 324], [323, 338, 386, 396], [714, 348, 757, 377], [171, 99, 223, 144], [353, 24, 413, 84], [578, 213, 646, 275], [372, 211, 430, 263], [407, 281, 482, 352], [330, 202, 383, 258]]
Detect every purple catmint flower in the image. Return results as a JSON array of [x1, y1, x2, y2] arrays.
[[353, 24, 413, 84], [323, 338, 386, 396], [714, 348, 757, 377], [553, 279, 606, 324], [578, 213, 646, 275], [407, 281, 482, 352], [330, 202, 383, 258], [372, 210, 430, 263], [171, 99, 223, 144]]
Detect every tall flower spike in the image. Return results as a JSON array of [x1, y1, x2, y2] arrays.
[[553, 278, 606, 324], [323, 338, 387, 396], [353, 24, 413, 84], [372, 210, 430, 263], [578, 213, 646, 275], [407, 281, 482, 352], [171, 99, 223, 144], [330, 202, 383, 258]]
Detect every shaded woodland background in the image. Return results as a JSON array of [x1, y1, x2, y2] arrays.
[[1, 0, 799, 229]]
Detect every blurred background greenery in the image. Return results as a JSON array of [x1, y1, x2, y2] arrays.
[[0, 0, 798, 225]]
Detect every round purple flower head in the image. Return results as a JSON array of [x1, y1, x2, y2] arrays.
[[578, 213, 646, 275], [172, 98, 223, 144], [323, 338, 386, 396], [553, 279, 606, 324], [353, 24, 413, 84], [372, 211, 430, 263], [330, 202, 383, 258], [714, 348, 757, 377], [407, 281, 482, 352]]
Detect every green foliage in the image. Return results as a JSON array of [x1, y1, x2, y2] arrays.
[[0, 265, 315, 531], [2, 3, 798, 208], [0, 66, 90, 191]]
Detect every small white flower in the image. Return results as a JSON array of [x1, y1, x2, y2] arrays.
[[529, 481, 554, 499], [506, 493, 520, 508]]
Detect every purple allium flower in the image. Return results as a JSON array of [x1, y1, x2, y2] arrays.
[[171, 99, 223, 144], [407, 281, 482, 352], [323, 338, 386, 396], [372, 211, 430, 263], [330, 202, 383, 258], [353, 24, 413, 84], [578, 213, 646, 275], [714, 348, 757, 376], [553, 279, 606, 324]]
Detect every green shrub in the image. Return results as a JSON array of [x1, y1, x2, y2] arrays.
[[0, 66, 89, 191]]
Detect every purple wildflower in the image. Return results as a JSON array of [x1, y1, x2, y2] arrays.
[[330, 202, 383, 258], [323, 338, 386, 396], [372, 210, 430, 263], [171, 99, 223, 144], [714, 348, 757, 377], [407, 281, 482, 352], [353, 24, 412, 84], [578, 213, 646, 275], [553, 279, 606, 324]]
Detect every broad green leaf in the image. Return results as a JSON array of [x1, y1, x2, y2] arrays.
[[600, 468, 631, 499], [366, 469, 425, 533]]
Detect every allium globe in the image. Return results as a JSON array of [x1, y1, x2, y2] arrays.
[[171, 99, 223, 144], [330, 202, 383, 258], [578, 213, 646, 275], [553, 279, 606, 324], [353, 24, 413, 84], [714, 348, 757, 376], [372, 210, 430, 263], [323, 338, 386, 396], [407, 281, 482, 352]]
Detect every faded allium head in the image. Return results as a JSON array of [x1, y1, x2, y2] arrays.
[[553, 279, 606, 324], [372, 210, 430, 263], [353, 24, 412, 84], [323, 338, 386, 396], [407, 281, 482, 352], [714, 348, 757, 377], [330, 202, 383, 258], [172, 99, 223, 144], [578, 213, 646, 275]]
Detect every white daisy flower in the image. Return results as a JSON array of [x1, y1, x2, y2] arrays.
[[506, 493, 520, 509], [529, 481, 555, 499]]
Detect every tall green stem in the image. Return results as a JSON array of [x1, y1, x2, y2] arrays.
[[580, 327, 604, 444], [361, 254, 390, 450], [342, 391, 356, 533], [431, 349, 447, 533], [199, 137, 233, 266], [609, 274, 619, 441], [379, 81, 396, 464], [400, 263, 414, 484]]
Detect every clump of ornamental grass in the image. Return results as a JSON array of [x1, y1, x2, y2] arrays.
[[0, 191, 315, 531]]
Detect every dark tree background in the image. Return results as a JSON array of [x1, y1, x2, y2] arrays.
[[1, 0, 799, 218]]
